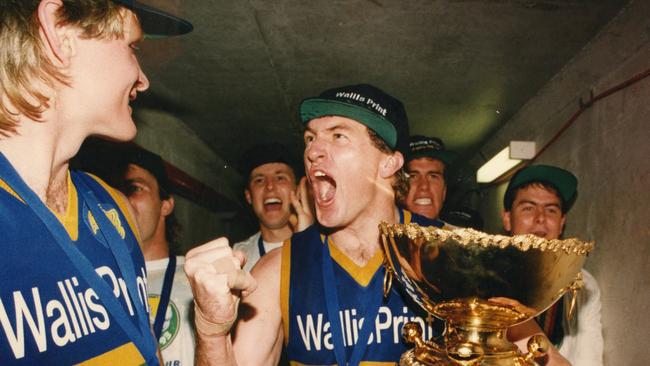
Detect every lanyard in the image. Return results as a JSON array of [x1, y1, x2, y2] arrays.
[[321, 236, 384, 366], [0, 154, 159, 365], [152, 249, 176, 341], [257, 235, 267, 257], [75, 174, 158, 363]]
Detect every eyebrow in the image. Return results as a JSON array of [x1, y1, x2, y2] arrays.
[[327, 124, 353, 134], [516, 199, 561, 208], [407, 168, 444, 174], [251, 170, 292, 179], [125, 178, 148, 185], [305, 123, 352, 135]]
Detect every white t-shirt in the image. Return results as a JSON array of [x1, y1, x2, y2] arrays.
[[233, 231, 283, 272], [146, 256, 195, 366], [558, 269, 603, 366]]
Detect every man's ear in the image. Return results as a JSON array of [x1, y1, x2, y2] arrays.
[[379, 151, 404, 179], [161, 196, 175, 217], [244, 189, 252, 205], [441, 183, 447, 203], [38, 0, 74, 67], [502, 210, 512, 233]]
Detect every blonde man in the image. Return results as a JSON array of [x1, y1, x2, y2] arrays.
[[0, 1, 190, 364]]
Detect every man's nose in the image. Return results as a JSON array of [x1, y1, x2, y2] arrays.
[[136, 66, 150, 92], [306, 138, 326, 164], [417, 178, 429, 191]]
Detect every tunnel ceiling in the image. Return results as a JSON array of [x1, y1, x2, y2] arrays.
[[135, 0, 629, 177]]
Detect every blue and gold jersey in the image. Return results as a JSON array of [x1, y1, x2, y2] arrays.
[[0, 171, 151, 365], [280, 209, 443, 365]]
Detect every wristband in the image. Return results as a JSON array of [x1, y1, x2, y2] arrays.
[[194, 300, 238, 336]]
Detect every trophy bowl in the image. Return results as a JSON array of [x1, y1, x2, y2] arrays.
[[379, 222, 593, 366]]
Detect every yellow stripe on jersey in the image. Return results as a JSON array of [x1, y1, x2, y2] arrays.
[[87, 173, 142, 244], [280, 237, 292, 346], [75, 341, 145, 366], [0, 177, 23, 202], [148, 296, 162, 319], [1, 172, 80, 240], [327, 236, 383, 287], [403, 209, 412, 224]]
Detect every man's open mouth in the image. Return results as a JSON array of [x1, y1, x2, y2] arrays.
[[413, 198, 432, 206], [263, 197, 282, 210], [311, 170, 336, 206]]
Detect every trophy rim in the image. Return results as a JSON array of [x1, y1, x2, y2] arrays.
[[379, 221, 593, 331], [379, 221, 594, 255]]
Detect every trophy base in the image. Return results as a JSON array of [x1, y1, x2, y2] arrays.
[[400, 321, 548, 366], [399, 348, 534, 366]]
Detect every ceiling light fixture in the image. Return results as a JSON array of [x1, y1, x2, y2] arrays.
[[476, 141, 536, 183]]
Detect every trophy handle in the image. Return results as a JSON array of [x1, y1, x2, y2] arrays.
[[402, 322, 448, 366], [383, 262, 393, 298], [522, 334, 550, 363], [566, 272, 584, 320]]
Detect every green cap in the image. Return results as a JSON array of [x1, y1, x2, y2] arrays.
[[299, 84, 409, 154], [503, 165, 578, 213]]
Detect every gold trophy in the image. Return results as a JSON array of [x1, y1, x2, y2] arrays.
[[380, 222, 593, 366]]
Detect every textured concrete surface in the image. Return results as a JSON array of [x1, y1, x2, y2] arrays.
[[468, 1, 650, 363], [132, 109, 252, 252], [136, 0, 628, 169]]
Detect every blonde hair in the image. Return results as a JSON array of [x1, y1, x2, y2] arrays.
[[0, 0, 128, 135]]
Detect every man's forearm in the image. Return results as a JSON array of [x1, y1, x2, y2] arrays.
[[196, 333, 236, 366]]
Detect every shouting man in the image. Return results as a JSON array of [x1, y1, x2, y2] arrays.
[[184, 84, 444, 365], [0, 1, 191, 364]]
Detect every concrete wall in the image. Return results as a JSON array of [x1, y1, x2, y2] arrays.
[[132, 108, 253, 253], [467, 1, 650, 364]]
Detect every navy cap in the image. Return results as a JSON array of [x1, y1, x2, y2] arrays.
[[112, 0, 193, 37], [441, 207, 484, 231], [240, 143, 300, 180], [299, 84, 410, 156], [408, 135, 457, 166]]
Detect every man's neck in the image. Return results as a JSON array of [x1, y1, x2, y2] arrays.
[[0, 132, 80, 214], [143, 238, 170, 261], [0, 115, 81, 215], [329, 204, 400, 267], [259, 224, 293, 244], [143, 216, 173, 261]]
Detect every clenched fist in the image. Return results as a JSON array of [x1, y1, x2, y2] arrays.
[[184, 238, 258, 336]]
